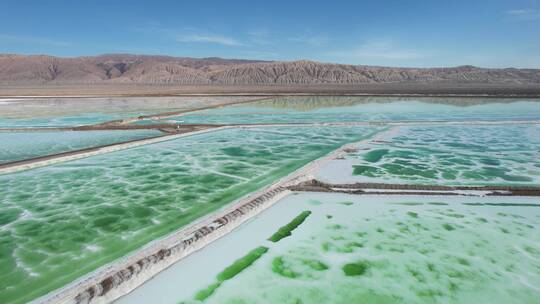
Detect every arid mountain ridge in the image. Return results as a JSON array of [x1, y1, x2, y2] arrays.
[[1, 54, 540, 86]]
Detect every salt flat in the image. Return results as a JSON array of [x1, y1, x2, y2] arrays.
[[1, 96, 539, 304], [119, 193, 540, 304]]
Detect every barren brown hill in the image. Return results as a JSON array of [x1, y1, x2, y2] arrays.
[[1, 54, 540, 86]]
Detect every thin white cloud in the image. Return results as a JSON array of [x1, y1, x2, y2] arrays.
[[0, 34, 72, 47], [290, 36, 329, 47], [131, 24, 246, 47], [506, 9, 540, 20], [176, 34, 245, 46], [327, 39, 425, 62], [247, 28, 272, 45]]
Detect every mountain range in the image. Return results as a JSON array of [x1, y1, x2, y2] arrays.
[[1, 54, 540, 86]]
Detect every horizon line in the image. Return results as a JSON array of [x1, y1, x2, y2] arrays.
[[1, 52, 537, 70]]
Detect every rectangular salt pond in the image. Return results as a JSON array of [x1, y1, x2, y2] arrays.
[[154, 96, 540, 125], [318, 124, 540, 186], [0, 130, 162, 164], [0, 96, 252, 127], [0, 125, 382, 304], [118, 193, 540, 304]]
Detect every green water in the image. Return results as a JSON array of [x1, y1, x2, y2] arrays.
[[194, 246, 270, 301], [347, 125, 540, 185], [268, 210, 312, 243], [186, 194, 540, 304], [0, 126, 381, 303]]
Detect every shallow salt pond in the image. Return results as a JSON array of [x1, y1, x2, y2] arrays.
[[0, 130, 162, 164], [318, 124, 540, 185], [0, 125, 381, 304], [119, 193, 540, 304], [3, 96, 540, 304], [154, 97, 540, 125], [0, 96, 249, 127]]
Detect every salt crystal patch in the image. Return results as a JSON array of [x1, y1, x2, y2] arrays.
[[86, 244, 101, 252]]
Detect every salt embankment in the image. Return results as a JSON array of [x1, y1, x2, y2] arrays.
[[0, 126, 226, 175]]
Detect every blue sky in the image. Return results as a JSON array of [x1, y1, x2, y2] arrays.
[[1, 0, 539, 68]]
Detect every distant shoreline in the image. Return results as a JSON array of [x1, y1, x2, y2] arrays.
[[2, 83, 540, 98]]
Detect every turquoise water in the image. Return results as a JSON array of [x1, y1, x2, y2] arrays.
[[321, 124, 540, 186], [0, 97, 240, 127], [0, 130, 162, 164], [178, 193, 540, 304], [154, 97, 540, 125], [0, 113, 137, 127], [0, 126, 381, 304]]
